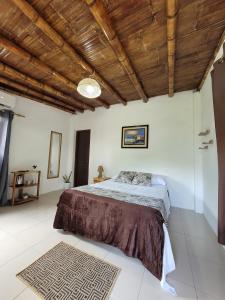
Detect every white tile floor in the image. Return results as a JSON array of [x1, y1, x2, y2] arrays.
[[0, 190, 225, 300]]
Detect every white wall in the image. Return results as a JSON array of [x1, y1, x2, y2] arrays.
[[9, 96, 71, 194], [68, 91, 196, 210], [193, 92, 204, 213], [198, 47, 224, 234]]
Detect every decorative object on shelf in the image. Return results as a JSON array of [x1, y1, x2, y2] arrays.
[[32, 165, 37, 170], [16, 175, 24, 186], [202, 139, 214, 145], [97, 165, 104, 178], [47, 131, 62, 179], [10, 170, 41, 206], [77, 78, 101, 98], [199, 145, 208, 150], [22, 193, 29, 200], [121, 125, 149, 148], [93, 177, 111, 184], [63, 171, 72, 189], [198, 129, 210, 136]]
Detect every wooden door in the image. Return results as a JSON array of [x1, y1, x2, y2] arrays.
[[74, 130, 90, 187]]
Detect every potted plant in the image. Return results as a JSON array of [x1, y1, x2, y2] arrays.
[[63, 172, 72, 189]]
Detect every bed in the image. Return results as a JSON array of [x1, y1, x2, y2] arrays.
[[53, 172, 176, 295]]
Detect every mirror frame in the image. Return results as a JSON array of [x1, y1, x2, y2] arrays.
[[47, 131, 62, 179]]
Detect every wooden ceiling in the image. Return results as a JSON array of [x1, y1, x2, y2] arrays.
[[0, 0, 225, 114]]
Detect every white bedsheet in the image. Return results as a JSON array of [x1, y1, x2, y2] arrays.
[[91, 179, 176, 295], [92, 179, 171, 220]]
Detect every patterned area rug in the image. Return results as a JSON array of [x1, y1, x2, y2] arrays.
[[17, 242, 120, 300]]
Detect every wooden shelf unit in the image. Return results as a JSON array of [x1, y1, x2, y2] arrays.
[[10, 170, 41, 206]]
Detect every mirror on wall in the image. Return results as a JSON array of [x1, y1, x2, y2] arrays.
[[47, 131, 62, 179]]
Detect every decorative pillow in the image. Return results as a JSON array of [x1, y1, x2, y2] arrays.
[[114, 171, 136, 184], [132, 172, 152, 186]]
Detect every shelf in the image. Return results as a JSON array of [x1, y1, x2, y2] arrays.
[[10, 170, 40, 175], [9, 184, 38, 189], [199, 145, 208, 150], [202, 139, 214, 145], [198, 129, 210, 136], [9, 196, 38, 205]]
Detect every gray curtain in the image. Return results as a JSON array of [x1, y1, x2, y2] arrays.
[[0, 110, 14, 206]]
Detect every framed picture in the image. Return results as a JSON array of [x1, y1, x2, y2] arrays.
[[121, 125, 149, 148], [16, 174, 24, 186]]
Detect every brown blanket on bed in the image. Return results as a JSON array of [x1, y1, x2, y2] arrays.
[[53, 189, 164, 280]]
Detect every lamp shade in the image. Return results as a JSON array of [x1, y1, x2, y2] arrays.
[[77, 78, 101, 98]]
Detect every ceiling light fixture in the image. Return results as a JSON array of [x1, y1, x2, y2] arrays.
[[77, 78, 101, 99]]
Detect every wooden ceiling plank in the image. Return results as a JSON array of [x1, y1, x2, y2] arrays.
[[84, 0, 148, 103], [0, 75, 77, 112], [0, 34, 109, 109], [166, 0, 178, 97], [11, 0, 127, 105], [91, 98, 110, 108], [197, 29, 225, 90], [0, 61, 91, 112], [179, 19, 225, 40], [0, 86, 75, 114]]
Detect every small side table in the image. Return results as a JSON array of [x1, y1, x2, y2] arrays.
[[93, 177, 111, 184]]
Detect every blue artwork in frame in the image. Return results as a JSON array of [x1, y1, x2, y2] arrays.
[[121, 125, 149, 148]]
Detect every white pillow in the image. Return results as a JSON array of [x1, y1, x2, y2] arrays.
[[151, 174, 166, 186]]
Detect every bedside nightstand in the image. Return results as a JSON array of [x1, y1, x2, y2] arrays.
[[93, 177, 111, 184]]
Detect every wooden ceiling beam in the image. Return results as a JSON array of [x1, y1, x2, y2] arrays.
[[0, 86, 75, 114], [11, 0, 127, 105], [0, 76, 77, 113], [197, 29, 225, 90], [0, 61, 92, 112], [166, 0, 178, 97], [84, 0, 148, 103], [0, 35, 109, 109]]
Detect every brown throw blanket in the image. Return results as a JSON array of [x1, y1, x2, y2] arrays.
[[53, 189, 164, 280]]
